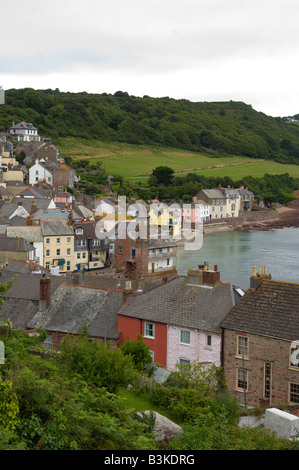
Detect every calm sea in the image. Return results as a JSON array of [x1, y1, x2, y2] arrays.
[[177, 227, 299, 290]]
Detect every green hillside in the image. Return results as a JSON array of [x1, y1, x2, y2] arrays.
[[1, 88, 299, 165], [54, 137, 299, 181]]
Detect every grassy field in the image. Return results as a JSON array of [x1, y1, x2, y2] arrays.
[[55, 137, 299, 181]]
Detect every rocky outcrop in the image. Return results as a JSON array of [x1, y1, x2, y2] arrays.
[[137, 411, 183, 443]]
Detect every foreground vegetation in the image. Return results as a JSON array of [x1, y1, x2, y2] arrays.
[[0, 328, 296, 450]]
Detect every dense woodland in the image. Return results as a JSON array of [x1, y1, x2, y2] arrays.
[[2, 88, 299, 164]]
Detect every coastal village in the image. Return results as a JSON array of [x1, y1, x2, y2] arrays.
[[1, 120, 299, 421]]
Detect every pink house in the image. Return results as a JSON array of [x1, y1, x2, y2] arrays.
[[180, 203, 201, 228], [117, 265, 244, 371]]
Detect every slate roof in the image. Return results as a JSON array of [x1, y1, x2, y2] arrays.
[[10, 122, 37, 131], [220, 279, 299, 341], [6, 225, 43, 242], [28, 284, 121, 339], [118, 276, 237, 333], [11, 198, 53, 212], [32, 208, 71, 221], [15, 186, 52, 199], [0, 270, 72, 329], [73, 221, 97, 239], [40, 219, 74, 236], [200, 189, 226, 200], [0, 236, 34, 252]]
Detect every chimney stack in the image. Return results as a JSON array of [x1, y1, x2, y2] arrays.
[[122, 280, 133, 305], [250, 265, 271, 289], [39, 275, 51, 311], [30, 201, 37, 215], [188, 262, 220, 286]]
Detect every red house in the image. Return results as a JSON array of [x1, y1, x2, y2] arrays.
[[118, 314, 168, 367]]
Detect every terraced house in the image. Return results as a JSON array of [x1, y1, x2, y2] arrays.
[[41, 219, 75, 273], [220, 279, 299, 408], [118, 265, 243, 369]]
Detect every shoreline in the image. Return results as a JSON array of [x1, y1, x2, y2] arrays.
[[202, 208, 299, 234], [233, 208, 299, 232]]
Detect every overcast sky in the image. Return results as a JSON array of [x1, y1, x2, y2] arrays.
[[1, 0, 299, 117]]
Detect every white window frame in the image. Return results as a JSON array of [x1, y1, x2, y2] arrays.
[[144, 322, 155, 339], [180, 330, 191, 345]]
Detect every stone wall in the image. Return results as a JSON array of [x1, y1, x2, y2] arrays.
[[265, 408, 299, 439], [222, 329, 299, 407], [203, 210, 280, 232]]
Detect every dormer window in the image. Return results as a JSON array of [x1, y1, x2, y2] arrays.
[[76, 228, 83, 235]]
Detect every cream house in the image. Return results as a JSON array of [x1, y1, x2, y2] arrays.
[[40, 219, 75, 273], [221, 188, 241, 217]]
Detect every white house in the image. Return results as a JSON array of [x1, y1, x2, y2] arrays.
[[195, 199, 210, 222], [9, 121, 40, 142], [29, 161, 53, 186], [147, 239, 177, 275]]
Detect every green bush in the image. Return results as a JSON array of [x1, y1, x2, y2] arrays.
[[120, 334, 153, 371], [60, 336, 138, 393]]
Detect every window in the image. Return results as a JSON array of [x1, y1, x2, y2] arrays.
[[66, 261, 71, 271], [237, 369, 248, 391], [264, 362, 272, 399], [45, 262, 50, 269], [237, 336, 249, 359], [290, 382, 299, 404], [180, 359, 191, 372], [144, 322, 155, 338], [167, 258, 170, 266], [180, 330, 191, 345], [67, 248, 71, 256], [82, 252, 86, 259], [56, 249, 60, 256], [56, 237, 60, 244], [44, 335, 52, 350], [77, 253, 81, 259], [118, 246, 123, 254], [206, 335, 212, 347], [46, 249, 50, 257], [46, 238, 50, 244], [67, 237, 71, 243]]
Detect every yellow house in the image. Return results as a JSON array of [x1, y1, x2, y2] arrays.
[[148, 203, 181, 237], [40, 219, 75, 273]]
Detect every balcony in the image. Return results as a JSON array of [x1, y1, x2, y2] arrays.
[[148, 251, 176, 259]]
